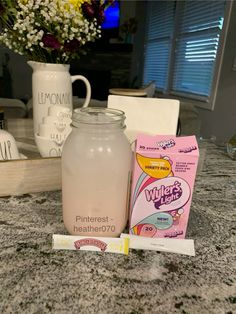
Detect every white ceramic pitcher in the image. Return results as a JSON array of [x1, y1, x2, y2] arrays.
[[28, 61, 91, 157], [28, 61, 91, 134]]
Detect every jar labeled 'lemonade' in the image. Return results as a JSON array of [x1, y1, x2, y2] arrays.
[[62, 107, 132, 237]]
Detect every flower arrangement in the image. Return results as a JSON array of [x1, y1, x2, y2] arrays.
[[120, 17, 138, 44], [0, 0, 112, 63], [120, 17, 138, 35]]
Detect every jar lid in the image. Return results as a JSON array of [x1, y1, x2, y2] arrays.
[[72, 107, 126, 128]]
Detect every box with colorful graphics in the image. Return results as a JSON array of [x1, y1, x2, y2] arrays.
[[130, 134, 199, 239]]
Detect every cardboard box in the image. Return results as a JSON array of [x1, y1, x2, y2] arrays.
[[130, 134, 199, 239]]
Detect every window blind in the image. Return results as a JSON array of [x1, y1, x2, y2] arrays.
[[143, 0, 226, 101], [143, 1, 175, 90], [172, 0, 226, 99]]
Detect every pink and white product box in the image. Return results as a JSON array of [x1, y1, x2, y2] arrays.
[[130, 134, 199, 239]]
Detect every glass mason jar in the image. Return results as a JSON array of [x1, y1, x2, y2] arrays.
[[61, 107, 132, 237]]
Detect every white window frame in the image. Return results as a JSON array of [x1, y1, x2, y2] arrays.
[[143, 0, 233, 111]]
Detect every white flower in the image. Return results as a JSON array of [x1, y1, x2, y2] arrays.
[[0, 0, 105, 63]]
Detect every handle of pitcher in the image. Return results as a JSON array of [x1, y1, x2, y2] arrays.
[[71, 75, 91, 108]]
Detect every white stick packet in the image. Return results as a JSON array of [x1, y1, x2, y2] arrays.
[[120, 233, 195, 256], [53, 234, 129, 255]]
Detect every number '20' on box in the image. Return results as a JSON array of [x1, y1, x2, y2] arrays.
[[130, 134, 199, 239]]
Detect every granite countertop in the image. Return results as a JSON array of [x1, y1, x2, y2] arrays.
[[0, 143, 235, 314]]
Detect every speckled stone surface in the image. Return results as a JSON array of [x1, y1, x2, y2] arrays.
[[0, 143, 235, 314]]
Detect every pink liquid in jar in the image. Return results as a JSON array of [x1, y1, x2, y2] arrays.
[[62, 108, 132, 237]]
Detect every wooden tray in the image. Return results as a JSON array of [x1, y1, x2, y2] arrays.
[[0, 119, 61, 196]]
